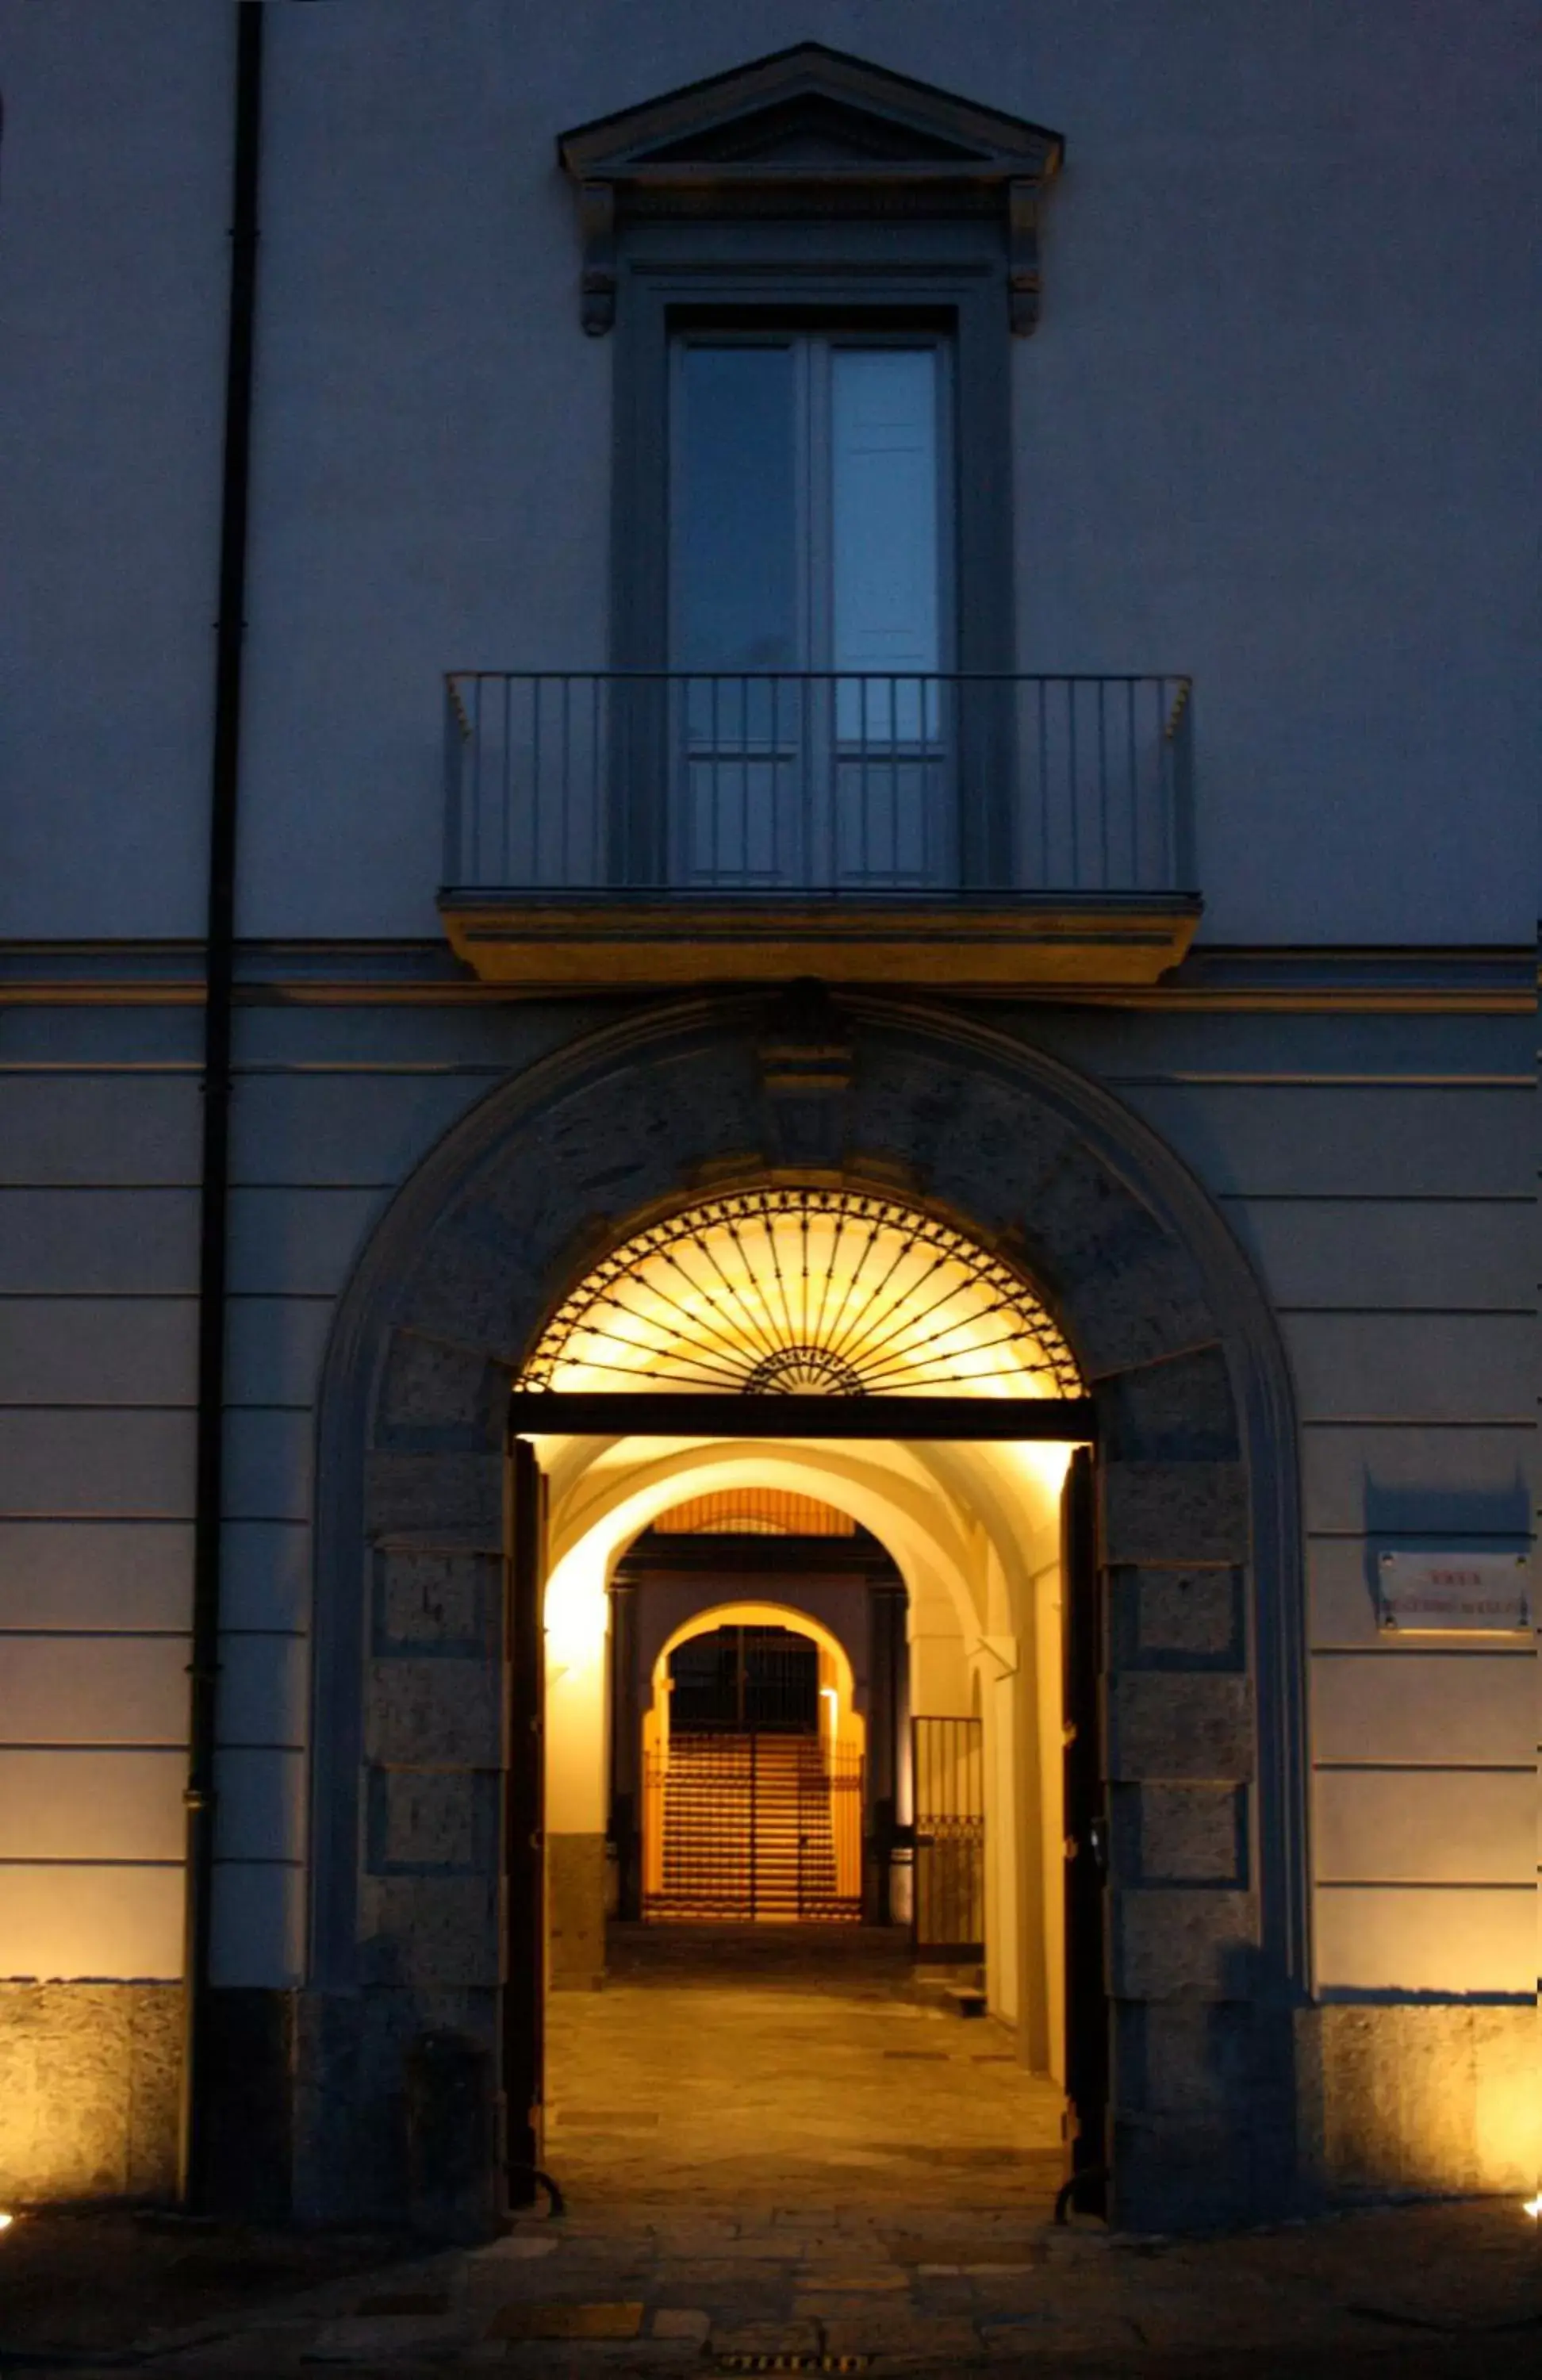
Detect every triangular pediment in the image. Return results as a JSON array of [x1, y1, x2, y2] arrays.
[[558, 42, 1062, 184], [642, 93, 979, 171]]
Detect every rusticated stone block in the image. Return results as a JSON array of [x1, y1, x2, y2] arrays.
[[1102, 1461, 1248, 1565], [1065, 1242, 1218, 1380], [1118, 1998, 1296, 2125], [374, 1549, 497, 1655], [399, 1210, 544, 1355], [364, 1658, 500, 1764], [379, 1330, 501, 1435], [1017, 1150, 1215, 1376], [1113, 2099, 1293, 2231], [1110, 1673, 1254, 1781], [292, 1983, 497, 2224], [1114, 1782, 1247, 1884], [1101, 1346, 1238, 1461], [535, 1060, 757, 1227], [365, 1451, 504, 1542], [367, 1768, 494, 1875], [1114, 1565, 1245, 1667], [1112, 1887, 1258, 1998], [359, 1877, 500, 1988], [853, 1054, 1075, 1226]]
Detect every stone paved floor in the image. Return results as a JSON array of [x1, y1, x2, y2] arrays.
[[543, 1922, 1065, 2210]]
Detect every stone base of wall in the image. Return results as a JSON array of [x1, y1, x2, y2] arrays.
[[201, 1988, 295, 2219], [293, 1984, 500, 2226], [1299, 2002, 1540, 2199], [13, 1982, 1532, 2221], [548, 1834, 607, 1990], [0, 1983, 180, 2202]]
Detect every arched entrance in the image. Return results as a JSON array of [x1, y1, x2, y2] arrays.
[[535, 1411, 1080, 2217], [645, 1601, 864, 1923], [307, 995, 1305, 2232]]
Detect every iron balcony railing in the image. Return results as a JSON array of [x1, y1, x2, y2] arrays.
[[443, 671, 1195, 898]]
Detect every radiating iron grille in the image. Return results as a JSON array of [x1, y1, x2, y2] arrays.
[[520, 1187, 1081, 1399], [911, 1714, 986, 1961]]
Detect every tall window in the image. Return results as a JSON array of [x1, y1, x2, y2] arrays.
[[669, 333, 953, 889]]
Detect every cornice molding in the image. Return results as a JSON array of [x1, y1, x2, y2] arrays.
[[0, 940, 1532, 1015], [557, 42, 1064, 336]]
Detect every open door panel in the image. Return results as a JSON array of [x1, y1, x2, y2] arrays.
[[502, 1434, 548, 2208], [1061, 1444, 1109, 2213]]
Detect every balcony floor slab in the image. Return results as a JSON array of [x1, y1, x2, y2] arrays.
[[437, 893, 1202, 991]]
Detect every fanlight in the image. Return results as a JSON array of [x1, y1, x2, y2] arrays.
[[520, 1187, 1080, 1398]]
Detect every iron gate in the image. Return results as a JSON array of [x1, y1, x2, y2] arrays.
[[911, 1714, 985, 1960], [667, 1624, 821, 1733], [644, 1733, 863, 1921]]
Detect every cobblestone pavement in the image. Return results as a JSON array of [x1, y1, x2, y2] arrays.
[[26, 2196, 1540, 2378], [5, 1939, 1538, 2376]]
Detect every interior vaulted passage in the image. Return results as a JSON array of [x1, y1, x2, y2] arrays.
[[520, 1179, 1093, 2198]]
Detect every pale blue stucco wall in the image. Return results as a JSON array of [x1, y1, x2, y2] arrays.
[[0, 0, 1533, 2008], [0, 0, 1536, 939]]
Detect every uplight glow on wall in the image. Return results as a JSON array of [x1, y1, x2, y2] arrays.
[[520, 1187, 1081, 1398]]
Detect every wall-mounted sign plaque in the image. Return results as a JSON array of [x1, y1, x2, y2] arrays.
[[1377, 1551, 1532, 1634]]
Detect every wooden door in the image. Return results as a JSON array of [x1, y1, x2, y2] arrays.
[[1061, 1445, 1109, 2210], [502, 1436, 548, 2208]]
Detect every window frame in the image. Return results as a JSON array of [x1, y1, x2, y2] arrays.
[[666, 324, 957, 681], [610, 235, 1018, 885]]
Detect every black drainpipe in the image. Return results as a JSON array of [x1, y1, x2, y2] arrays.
[[180, 0, 264, 2211]]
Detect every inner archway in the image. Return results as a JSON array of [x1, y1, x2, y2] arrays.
[[538, 1426, 1077, 2014], [648, 1601, 863, 1922], [516, 1158, 1093, 2202]]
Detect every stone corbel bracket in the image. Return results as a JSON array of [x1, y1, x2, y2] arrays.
[[1007, 180, 1043, 335], [577, 182, 616, 337]]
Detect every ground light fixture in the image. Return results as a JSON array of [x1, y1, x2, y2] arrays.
[[0, 2212, 13, 2232], [1524, 2194, 1542, 2220]]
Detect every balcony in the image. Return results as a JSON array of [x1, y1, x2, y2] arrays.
[[437, 673, 1200, 991]]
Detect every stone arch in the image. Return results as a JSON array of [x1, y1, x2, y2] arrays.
[[654, 1602, 856, 1699], [306, 992, 1306, 2228], [543, 1436, 988, 1636]]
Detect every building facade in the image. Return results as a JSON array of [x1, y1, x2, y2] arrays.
[[0, 1, 1535, 2232]]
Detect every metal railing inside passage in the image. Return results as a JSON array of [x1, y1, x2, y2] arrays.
[[443, 672, 1195, 898]]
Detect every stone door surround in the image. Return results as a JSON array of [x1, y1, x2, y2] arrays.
[[306, 992, 1306, 2230]]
